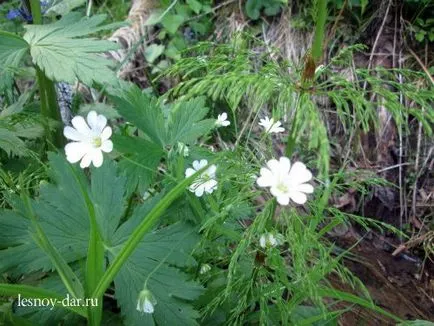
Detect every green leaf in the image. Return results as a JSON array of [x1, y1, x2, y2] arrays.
[[245, 0, 262, 20], [187, 0, 202, 14], [23, 13, 121, 86], [415, 31, 426, 42], [45, 0, 87, 16], [78, 102, 120, 119], [113, 134, 164, 194], [144, 44, 165, 63], [166, 97, 215, 145], [0, 31, 29, 72], [144, 10, 164, 26], [111, 222, 203, 326], [111, 83, 166, 146], [161, 14, 184, 34]]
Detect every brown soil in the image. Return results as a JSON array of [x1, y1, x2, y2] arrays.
[[331, 235, 434, 325]]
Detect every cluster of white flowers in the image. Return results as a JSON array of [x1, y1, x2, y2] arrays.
[[256, 157, 313, 205], [64, 111, 113, 168]]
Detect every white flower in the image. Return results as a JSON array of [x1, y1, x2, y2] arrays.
[[185, 159, 218, 197], [256, 157, 314, 205], [259, 233, 278, 248], [258, 116, 285, 134], [199, 264, 212, 274], [63, 111, 113, 168], [136, 289, 156, 314], [215, 112, 230, 127]]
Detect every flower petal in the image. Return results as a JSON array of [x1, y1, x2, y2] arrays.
[[266, 159, 280, 173], [288, 191, 307, 204], [289, 162, 312, 184], [95, 114, 108, 133], [256, 168, 274, 187], [64, 126, 85, 141], [101, 140, 113, 153], [87, 111, 98, 130], [276, 194, 290, 205], [185, 168, 196, 178], [91, 149, 104, 168], [204, 179, 217, 193], [71, 116, 91, 136], [194, 185, 205, 197], [192, 160, 201, 171], [65, 142, 89, 163], [80, 152, 93, 168], [101, 126, 112, 141], [297, 183, 314, 194], [206, 164, 217, 176], [143, 299, 154, 314], [279, 157, 291, 174], [198, 159, 208, 169]]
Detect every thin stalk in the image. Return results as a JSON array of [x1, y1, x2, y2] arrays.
[[29, 0, 63, 147], [285, 95, 302, 157], [29, 0, 42, 24], [91, 163, 215, 299], [311, 0, 328, 62]]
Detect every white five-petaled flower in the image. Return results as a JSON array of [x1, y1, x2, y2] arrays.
[[185, 159, 218, 197], [259, 233, 278, 248], [215, 112, 230, 127], [258, 116, 285, 134], [63, 111, 113, 168], [136, 289, 156, 314], [256, 157, 314, 205]]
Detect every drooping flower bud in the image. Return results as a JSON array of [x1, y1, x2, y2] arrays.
[[136, 288, 157, 314]]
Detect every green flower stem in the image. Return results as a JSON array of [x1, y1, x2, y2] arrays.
[[312, 0, 328, 62], [29, 0, 63, 148], [0, 284, 87, 317], [67, 165, 104, 325], [29, 0, 42, 24], [285, 94, 303, 157], [91, 164, 215, 299]]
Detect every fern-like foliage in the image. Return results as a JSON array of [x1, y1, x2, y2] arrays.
[[0, 93, 48, 157], [161, 40, 434, 176]]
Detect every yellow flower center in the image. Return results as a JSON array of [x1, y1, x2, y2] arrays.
[[276, 182, 288, 193], [92, 136, 102, 148]]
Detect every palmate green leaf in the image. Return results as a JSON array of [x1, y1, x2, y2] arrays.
[[111, 83, 215, 148], [113, 134, 164, 195], [0, 31, 29, 71], [111, 213, 203, 326], [45, 0, 87, 16], [0, 153, 203, 324], [166, 97, 215, 145], [0, 31, 29, 93], [23, 13, 121, 86], [111, 84, 166, 146]]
